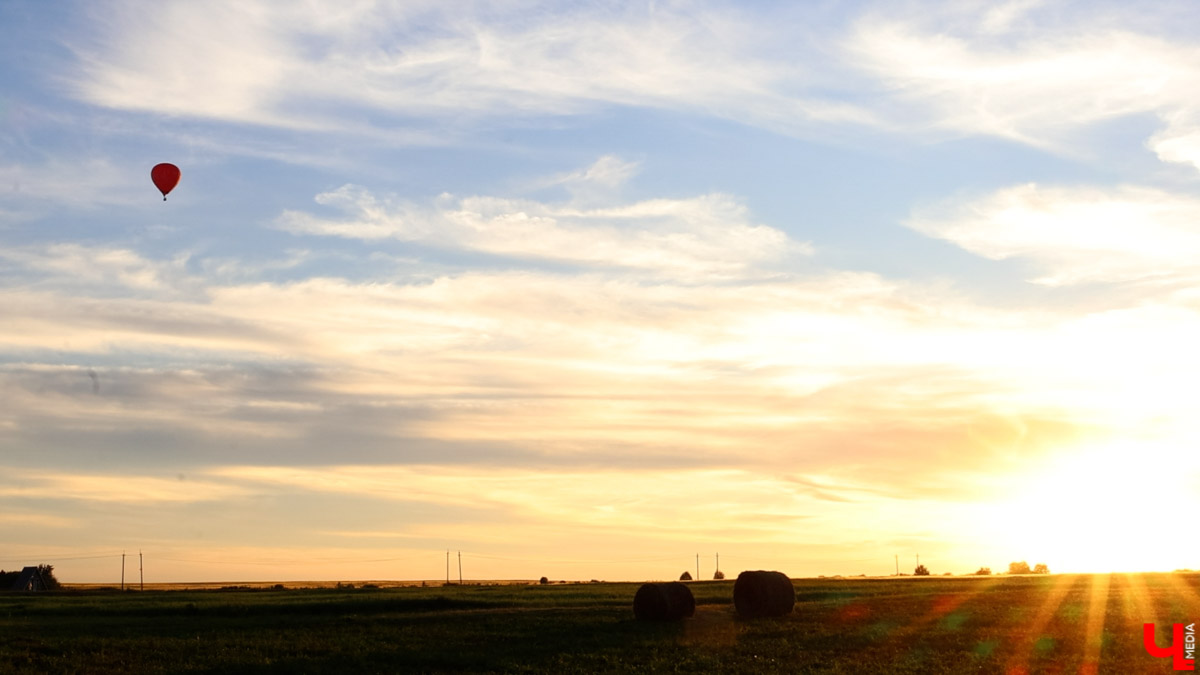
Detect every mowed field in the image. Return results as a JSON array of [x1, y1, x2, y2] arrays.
[[2, 573, 1197, 674]]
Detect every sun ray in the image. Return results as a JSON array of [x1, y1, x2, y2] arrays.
[[1004, 574, 1080, 675], [880, 576, 1002, 646], [1122, 573, 1160, 627], [1160, 572, 1200, 617], [1078, 572, 1111, 675]]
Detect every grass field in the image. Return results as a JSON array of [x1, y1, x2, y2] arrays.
[[2, 573, 1197, 673]]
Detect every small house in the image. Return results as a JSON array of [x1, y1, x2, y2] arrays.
[[10, 566, 48, 592]]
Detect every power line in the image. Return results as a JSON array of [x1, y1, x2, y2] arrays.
[[149, 553, 427, 566], [462, 552, 686, 565], [0, 553, 124, 564]]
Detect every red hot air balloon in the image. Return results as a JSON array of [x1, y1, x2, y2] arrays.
[[151, 163, 181, 201]]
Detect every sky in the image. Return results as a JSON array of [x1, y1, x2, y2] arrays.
[[2, 0, 1199, 583]]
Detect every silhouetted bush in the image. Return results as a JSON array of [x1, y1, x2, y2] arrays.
[[37, 565, 60, 590], [713, 570, 725, 580], [1032, 563, 1049, 574], [914, 565, 930, 576], [539, 576, 549, 585], [679, 571, 692, 581], [974, 567, 992, 576], [1007, 561, 1032, 575]]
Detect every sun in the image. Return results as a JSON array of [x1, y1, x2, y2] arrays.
[[980, 440, 1199, 574]]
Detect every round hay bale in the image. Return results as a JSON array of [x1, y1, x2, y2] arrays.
[[633, 581, 695, 621], [733, 570, 794, 618]]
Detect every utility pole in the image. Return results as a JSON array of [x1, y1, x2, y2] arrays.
[[458, 551, 462, 584], [139, 551, 144, 591], [121, 551, 126, 590], [894, 554, 898, 576], [696, 553, 699, 581], [917, 553, 920, 570], [715, 553, 719, 576], [446, 550, 450, 585]]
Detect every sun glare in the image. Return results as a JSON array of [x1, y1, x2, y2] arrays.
[[982, 441, 1198, 573]]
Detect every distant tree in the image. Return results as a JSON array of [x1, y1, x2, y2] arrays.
[[539, 576, 549, 585], [1032, 563, 1049, 574], [0, 565, 60, 591], [974, 567, 992, 576], [37, 565, 60, 590], [713, 570, 725, 580], [914, 565, 930, 576], [1008, 561, 1032, 575], [679, 571, 693, 581]]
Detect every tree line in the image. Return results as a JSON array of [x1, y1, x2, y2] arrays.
[[0, 565, 61, 590]]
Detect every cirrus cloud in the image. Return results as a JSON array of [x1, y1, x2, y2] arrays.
[[907, 183, 1200, 286], [275, 181, 808, 278]]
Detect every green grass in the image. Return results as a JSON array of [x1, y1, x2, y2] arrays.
[[1, 574, 1196, 673]]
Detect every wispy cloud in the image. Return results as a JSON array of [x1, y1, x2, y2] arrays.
[[0, 511, 78, 529], [847, 5, 1200, 164], [275, 180, 807, 278], [69, 1, 299, 127], [907, 183, 1200, 286], [0, 158, 153, 214], [530, 155, 643, 205], [0, 244, 1135, 495], [0, 244, 197, 295], [51, 0, 1200, 168], [209, 464, 896, 544], [3, 126, 1192, 502], [64, 1, 872, 138], [0, 469, 247, 504]]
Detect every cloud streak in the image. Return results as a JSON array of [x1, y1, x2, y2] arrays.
[[276, 183, 806, 278], [0, 469, 247, 504], [65, 1, 872, 138], [847, 4, 1200, 168], [908, 183, 1200, 286], [0, 235, 1152, 492], [43, 0, 1200, 169]]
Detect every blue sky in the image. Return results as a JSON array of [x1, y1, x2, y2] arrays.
[[3, 0, 1199, 582]]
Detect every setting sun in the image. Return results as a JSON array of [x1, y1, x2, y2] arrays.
[[982, 441, 1199, 574]]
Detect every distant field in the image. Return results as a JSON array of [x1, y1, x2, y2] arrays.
[[2, 573, 1197, 673]]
